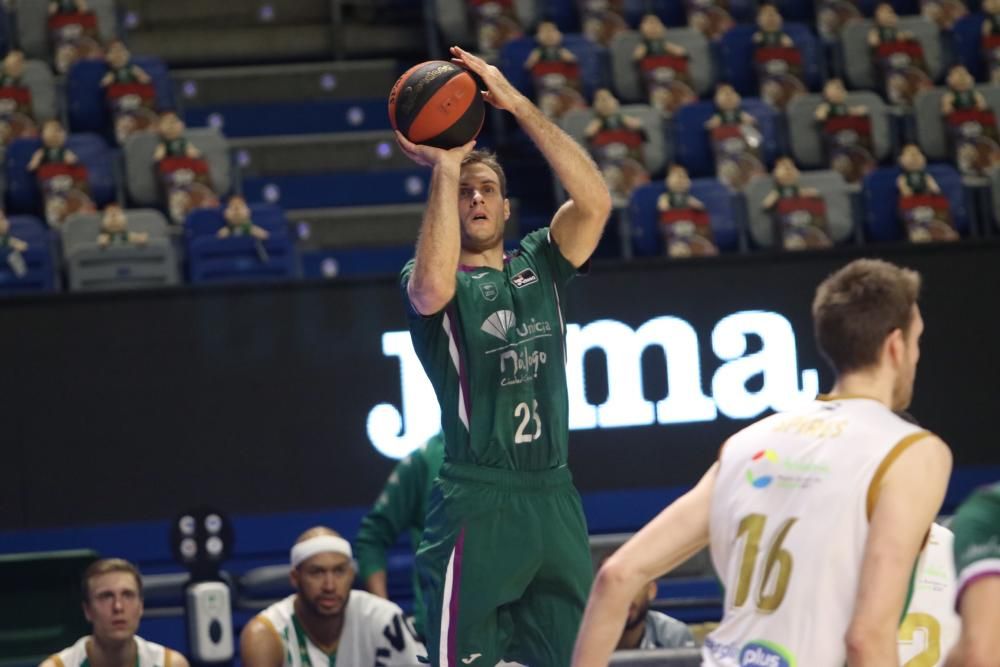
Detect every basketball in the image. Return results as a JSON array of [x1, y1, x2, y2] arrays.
[[388, 60, 485, 149]]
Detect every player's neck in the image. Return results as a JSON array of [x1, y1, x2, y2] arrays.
[[829, 371, 893, 407], [86, 635, 136, 667], [294, 595, 345, 652], [459, 244, 505, 271]]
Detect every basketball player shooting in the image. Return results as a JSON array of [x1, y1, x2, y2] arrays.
[[395, 46, 612, 667], [572, 259, 953, 667]]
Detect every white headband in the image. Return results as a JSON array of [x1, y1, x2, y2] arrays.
[[290, 535, 353, 569]]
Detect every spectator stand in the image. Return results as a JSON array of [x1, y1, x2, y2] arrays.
[[0, 214, 57, 295], [185, 203, 299, 285], [862, 162, 970, 241]]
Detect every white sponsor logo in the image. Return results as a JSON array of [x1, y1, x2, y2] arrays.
[[471, 272, 489, 279], [511, 268, 538, 288], [367, 310, 819, 459], [461, 654, 482, 665], [481, 310, 516, 341]]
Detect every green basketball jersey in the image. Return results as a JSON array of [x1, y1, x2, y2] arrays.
[[952, 482, 1000, 606], [400, 228, 579, 471]]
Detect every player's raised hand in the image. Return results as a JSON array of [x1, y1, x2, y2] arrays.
[[449, 45, 525, 113], [394, 131, 475, 169]]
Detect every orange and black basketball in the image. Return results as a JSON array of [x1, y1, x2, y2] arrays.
[[388, 61, 485, 149]]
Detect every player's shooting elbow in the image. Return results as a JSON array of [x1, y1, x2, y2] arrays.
[[844, 621, 893, 666], [593, 553, 645, 602], [408, 273, 455, 316]]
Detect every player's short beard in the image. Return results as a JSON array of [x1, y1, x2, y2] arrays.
[[461, 216, 505, 254]]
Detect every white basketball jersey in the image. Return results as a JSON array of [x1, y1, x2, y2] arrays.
[[51, 635, 172, 667], [898, 523, 960, 667], [702, 396, 927, 667], [256, 591, 425, 667]]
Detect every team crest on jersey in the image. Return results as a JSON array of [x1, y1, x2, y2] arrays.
[[511, 268, 538, 288], [479, 282, 498, 301]]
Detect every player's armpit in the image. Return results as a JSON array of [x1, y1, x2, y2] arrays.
[[846, 435, 952, 666], [239, 617, 285, 667]]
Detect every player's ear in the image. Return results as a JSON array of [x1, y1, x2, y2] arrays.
[[885, 327, 905, 366], [646, 580, 657, 602], [503, 198, 510, 221], [289, 567, 299, 590]]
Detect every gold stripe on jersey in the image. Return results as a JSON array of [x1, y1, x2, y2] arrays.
[[164, 649, 173, 667], [51, 656, 65, 667], [866, 430, 931, 520], [816, 393, 881, 402], [257, 614, 285, 651]]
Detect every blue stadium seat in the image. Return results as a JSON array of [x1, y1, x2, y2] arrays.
[[719, 23, 825, 97], [5, 134, 116, 215], [628, 178, 741, 256], [623, 0, 686, 27], [952, 13, 988, 82], [242, 170, 431, 209], [672, 98, 781, 178], [770, 0, 815, 24], [182, 99, 390, 138], [185, 203, 299, 284], [499, 34, 610, 102], [66, 56, 174, 139], [301, 246, 414, 279], [0, 215, 57, 295], [862, 163, 969, 241]]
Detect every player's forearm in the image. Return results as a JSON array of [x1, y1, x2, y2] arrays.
[[409, 160, 462, 313], [844, 624, 899, 667], [512, 96, 611, 219], [571, 562, 644, 667]]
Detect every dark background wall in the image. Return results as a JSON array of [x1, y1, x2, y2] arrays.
[[3, 242, 999, 532]]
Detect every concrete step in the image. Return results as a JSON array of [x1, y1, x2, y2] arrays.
[[230, 131, 413, 176], [291, 201, 521, 249], [124, 24, 335, 67], [172, 60, 399, 106], [120, 0, 331, 28]]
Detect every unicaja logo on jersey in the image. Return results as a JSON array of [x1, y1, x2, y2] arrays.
[[739, 641, 795, 667], [746, 449, 779, 488], [481, 310, 516, 341]]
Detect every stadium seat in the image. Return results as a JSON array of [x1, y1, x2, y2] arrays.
[[499, 33, 611, 102], [624, 0, 687, 28], [17, 0, 116, 63], [719, 23, 825, 97], [0, 215, 57, 295], [20, 59, 59, 124], [0, 549, 98, 667], [627, 178, 741, 256], [5, 134, 116, 215], [951, 13, 988, 82], [841, 17, 946, 91], [913, 85, 1000, 162], [434, 0, 538, 48], [560, 104, 668, 175], [608, 648, 702, 666], [62, 209, 180, 292], [787, 91, 893, 169], [185, 203, 298, 284], [124, 127, 232, 208], [744, 169, 857, 247], [672, 98, 781, 178], [66, 57, 175, 139], [862, 163, 970, 241], [608, 28, 714, 104]]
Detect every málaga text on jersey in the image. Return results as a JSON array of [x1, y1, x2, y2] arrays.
[[367, 310, 819, 459]]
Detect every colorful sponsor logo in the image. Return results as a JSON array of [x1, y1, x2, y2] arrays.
[[739, 640, 795, 667], [746, 449, 778, 488]]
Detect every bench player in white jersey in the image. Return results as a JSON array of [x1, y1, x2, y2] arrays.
[[900, 522, 959, 666], [240, 527, 426, 667], [572, 258, 953, 667], [41, 558, 188, 667]]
